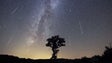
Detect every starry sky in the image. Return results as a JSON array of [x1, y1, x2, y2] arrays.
[[0, 0, 112, 59]]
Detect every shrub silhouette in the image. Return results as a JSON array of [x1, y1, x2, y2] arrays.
[[46, 35, 65, 59], [102, 45, 112, 62]]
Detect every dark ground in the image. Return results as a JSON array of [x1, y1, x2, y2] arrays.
[[0, 46, 112, 63]]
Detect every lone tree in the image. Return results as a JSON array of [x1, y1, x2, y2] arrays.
[[46, 35, 66, 59]]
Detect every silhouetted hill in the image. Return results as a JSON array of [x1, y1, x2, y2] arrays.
[[0, 46, 112, 63]]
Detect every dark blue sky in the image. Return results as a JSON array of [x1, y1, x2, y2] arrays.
[[0, 0, 112, 59]]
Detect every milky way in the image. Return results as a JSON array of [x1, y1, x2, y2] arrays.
[[0, 0, 112, 59], [28, 0, 60, 46]]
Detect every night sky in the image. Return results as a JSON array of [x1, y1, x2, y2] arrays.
[[0, 0, 112, 59]]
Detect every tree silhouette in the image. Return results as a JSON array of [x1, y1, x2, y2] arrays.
[[46, 35, 66, 59]]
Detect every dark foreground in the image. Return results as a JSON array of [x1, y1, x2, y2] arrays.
[[0, 46, 112, 63]]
